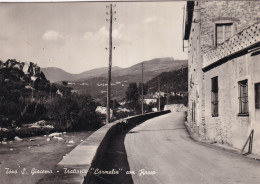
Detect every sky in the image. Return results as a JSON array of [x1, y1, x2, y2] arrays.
[[0, 1, 187, 74]]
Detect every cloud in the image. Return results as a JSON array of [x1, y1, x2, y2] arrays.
[[83, 26, 107, 42], [42, 30, 64, 43], [83, 24, 132, 46], [143, 16, 166, 24]]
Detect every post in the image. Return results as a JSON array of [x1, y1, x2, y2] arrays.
[[167, 87, 169, 105], [141, 63, 144, 114], [50, 83, 52, 102], [158, 77, 161, 111], [241, 129, 254, 154], [106, 4, 113, 124]]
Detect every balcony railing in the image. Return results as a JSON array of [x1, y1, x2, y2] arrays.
[[203, 22, 260, 69]]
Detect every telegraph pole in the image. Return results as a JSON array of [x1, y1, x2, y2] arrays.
[[141, 63, 144, 114], [158, 77, 161, 111], [167, 87, 169, 105], [106, 4, 116, 124]]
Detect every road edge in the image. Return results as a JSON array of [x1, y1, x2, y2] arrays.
[[184, 121, 260, 162]]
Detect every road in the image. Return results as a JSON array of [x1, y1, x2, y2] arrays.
[[125, 112, 260, 184]]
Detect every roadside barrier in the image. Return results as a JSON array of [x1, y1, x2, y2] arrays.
[[83, 110, 170, 184]]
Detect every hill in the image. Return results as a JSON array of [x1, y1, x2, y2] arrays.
[[146, 66, 188, 94], [99, 57, 187, 79], [65, 58, 187, 102], [41, 67, 76, 82], [0, 59, 102, 136], [77, 66, 121, 80], [42, 57, 187, 83], [41, 66, 122, 82], [0, 59, 54, 126]]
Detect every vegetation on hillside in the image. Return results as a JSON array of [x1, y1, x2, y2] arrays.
[[124, 82, 148, 113], [62, 59, 188, 102], [0, 59, 102, 140], [146, 67, 188, 94], [145, 67, 188, 109]]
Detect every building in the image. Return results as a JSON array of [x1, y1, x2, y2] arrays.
[[183, 1, 260, 155], [95, 106, 113, 119], [144, 97, 157, 105], [153, 92, 166, 98]]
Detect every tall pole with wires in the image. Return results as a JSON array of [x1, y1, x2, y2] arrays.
[[141, 63, 144, 114], [106, 4, 116, 124], [158, 76, 161, 111]]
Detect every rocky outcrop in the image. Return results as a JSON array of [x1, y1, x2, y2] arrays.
[[0, 59, 49, 91]]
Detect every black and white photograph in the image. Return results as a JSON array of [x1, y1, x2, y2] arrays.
[[0, 0, 260, 183]]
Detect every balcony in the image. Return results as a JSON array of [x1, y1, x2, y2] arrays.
[[203, 22, 260, 69]]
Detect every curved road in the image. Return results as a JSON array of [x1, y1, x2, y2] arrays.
[[125, 112, 260, 184]]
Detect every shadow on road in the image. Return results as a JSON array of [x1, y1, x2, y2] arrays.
[[137, 128, 186, 132], [93, 126, 134, 184]]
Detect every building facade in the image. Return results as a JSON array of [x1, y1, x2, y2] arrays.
[[144, 98, 157, 105], [184, 1, 260, 154]]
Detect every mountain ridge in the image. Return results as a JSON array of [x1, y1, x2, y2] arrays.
[[42, 57, 187, 83], [41, 66, 122, 82], [59, 58, 188, 102]]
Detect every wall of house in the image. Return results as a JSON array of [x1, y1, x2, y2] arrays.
[[187, 2, 206, 135], [199, 1, 260, 153], [187, 1, 260, 154], [204, 52, 260, 154], [200, 1, 260, 54]]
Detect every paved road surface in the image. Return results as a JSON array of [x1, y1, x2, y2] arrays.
[[125, 112, 260, 184]]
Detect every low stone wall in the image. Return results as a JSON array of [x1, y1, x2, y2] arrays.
[[83, 110, 170, 184], [164, 104, 187, 112]]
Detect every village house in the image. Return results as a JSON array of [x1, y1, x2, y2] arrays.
[[144, 95, 157, 105], [153, 91, 166, 98], [183, 1, 260, 155]]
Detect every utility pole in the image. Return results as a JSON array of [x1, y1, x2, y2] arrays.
[[106, 4, 116, 124], [50, 83, 52, 102], [167, 87, 169, 105], [158, 77, 161, 111], [141, 63, 144, 114]]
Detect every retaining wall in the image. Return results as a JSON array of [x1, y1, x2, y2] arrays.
[[83, 110, 170, 184]]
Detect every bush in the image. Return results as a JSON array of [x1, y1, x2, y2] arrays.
[[46, 94, 101, 130], [17, 101, 47, 125]]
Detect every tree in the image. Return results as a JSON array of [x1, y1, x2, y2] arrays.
[[103, 98, 120, 110], [62, 81, 68, 86], [125, 82, 140, 112], [50, 84, 58, 93], [46, 94, 100, 130]]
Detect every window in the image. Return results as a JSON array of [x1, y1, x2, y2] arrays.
[[238, 80, 248, 115], [211, 77, 218, 117], [255, 83, 260, 109], [216, 23, 232, 45]]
